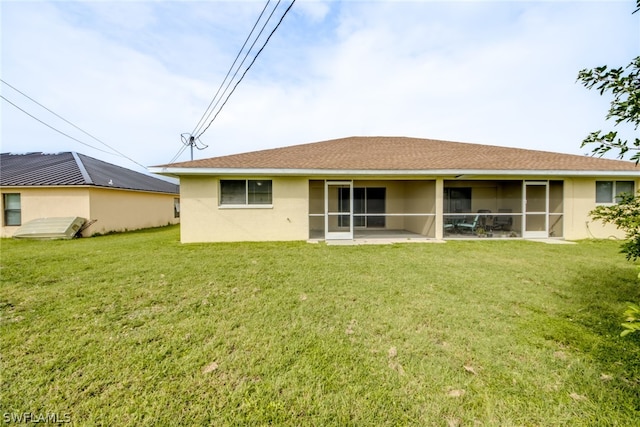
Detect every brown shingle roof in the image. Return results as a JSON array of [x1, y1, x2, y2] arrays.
[[158, 136, 639, 172]]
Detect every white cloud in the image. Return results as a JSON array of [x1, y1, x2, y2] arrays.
[[296, 0, 332, 22], [1, 0, 638, 172]]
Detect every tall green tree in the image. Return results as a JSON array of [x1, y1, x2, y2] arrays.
[[578, 1, 640, 336], [577, 55, 640, 163], [576, 1, 639, 162], [579, 52, 640, 261], [590, 192, 640, 261]]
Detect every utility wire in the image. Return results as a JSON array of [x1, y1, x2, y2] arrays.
[[167, 0, 282, 165], [166, 1, 278, 165], [168, 0, 296, 164], [1, 94, 115, 156], [166, 141, 189, 165], [191, 0, 281, 138], [195, 0, 296, 140], [1, 78, 148, 169], [190, 0, 273, 137]]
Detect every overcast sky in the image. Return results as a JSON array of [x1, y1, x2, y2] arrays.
[[1, 0, 638, 174]]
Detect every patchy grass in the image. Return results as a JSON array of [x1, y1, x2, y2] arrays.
[[1, 226, 639, 425]]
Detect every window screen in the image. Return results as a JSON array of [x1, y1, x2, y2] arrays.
[[595, 181, 614, 203], [174, 198, 180, 218], [615, 181, 635, 202], [596, 181, 635, 204], [220, 180, 272, 205], [3, 193, 21, 226], [220, 181, 247, 204], [248, 180, 272, 204]]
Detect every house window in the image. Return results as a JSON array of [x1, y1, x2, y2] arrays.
[[3, 193, 21, 226], [174, 198, 180, 218], [444, 188, 472, 213], [220, 180, 272, 205], [595, 181, 635, 204]]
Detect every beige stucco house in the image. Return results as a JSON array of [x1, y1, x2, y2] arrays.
[[1, 152, 180, 237], [149, 136, 639, 243]]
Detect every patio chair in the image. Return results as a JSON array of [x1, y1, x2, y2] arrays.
[[493, 209, 513, 231], [456, 214, 480, 233], [477, 209, 492, 229]]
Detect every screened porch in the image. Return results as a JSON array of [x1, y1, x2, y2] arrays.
[[308, 179, 564, 241], [308, 180, 437, 240], [443, 180, 564, 239]]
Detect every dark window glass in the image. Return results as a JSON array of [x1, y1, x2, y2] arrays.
[[3, 193, 21, 226], [174, 198, 180, 218], [220, 181, 246, 204], [596, 181, 635, 204], [248, 180, 272, 204], [595, 181, 613, 203], [220, 180, 272, 205], [615, 181, 634, 202]]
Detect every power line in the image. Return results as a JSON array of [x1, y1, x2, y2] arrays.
[[190, 0, 274, 137], [0, 79, 148, 169], [169, 0, 296, 164], [191, 0, 282, 138], [166, 142, 190, 165], [1, 94, 115, 156], [167, 0, 278, 165], [195, 0, 296, 140]]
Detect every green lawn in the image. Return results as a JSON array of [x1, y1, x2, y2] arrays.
[[2, 225, 639, 426]]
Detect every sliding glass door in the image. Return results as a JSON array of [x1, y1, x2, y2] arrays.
[[346, 187, 386, 228]]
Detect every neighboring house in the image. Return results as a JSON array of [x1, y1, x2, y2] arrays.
[[1, 152, 180, 237], [149, 136, 639, 243]]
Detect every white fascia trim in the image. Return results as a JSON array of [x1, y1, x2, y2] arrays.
[[148, 167, 639, 178]]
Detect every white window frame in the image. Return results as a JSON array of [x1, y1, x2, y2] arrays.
[[595, 181, 635, 204], [174, 198, 180, 218], [219, 179, 273, 208], [3, 193, 21, 226]]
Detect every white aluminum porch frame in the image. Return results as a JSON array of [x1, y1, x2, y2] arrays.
[[316, 179, 560, 240], [523, 181, 549, 238], [325, 181, 353, 240], [319, 180, 436, 240]]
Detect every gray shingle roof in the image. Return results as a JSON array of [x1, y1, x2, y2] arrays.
[[1, 152, 179, 194], [157, 136, 640, 172]]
